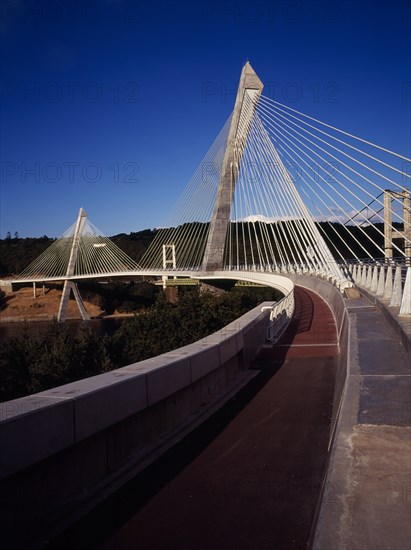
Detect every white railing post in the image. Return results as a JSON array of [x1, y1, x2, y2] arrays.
[[361, 265, 367, 287], [390, 265, 403, 307], [376, 265, 385, 296], [352, 264, 357, 281], [365, 264, 373, 289], [370, 265, 379, 293], [399, 267, 411, 316], [383, 265, 393, 300]]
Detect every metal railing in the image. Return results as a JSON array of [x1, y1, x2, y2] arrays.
[[262, 290, 295, 343]]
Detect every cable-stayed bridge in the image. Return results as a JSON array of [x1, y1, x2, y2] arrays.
[[3, 62, 411, 550], [11, 62, 411, 321]]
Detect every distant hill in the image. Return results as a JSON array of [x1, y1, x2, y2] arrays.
[[0, 229, 157, 276], [0, 222, 404, 277], [0, 235, 54, 276]]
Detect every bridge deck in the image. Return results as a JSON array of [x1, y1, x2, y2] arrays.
[[52, 287, 339, 549]]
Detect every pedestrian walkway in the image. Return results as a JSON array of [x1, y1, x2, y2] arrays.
[[91, 287, 339, 550]]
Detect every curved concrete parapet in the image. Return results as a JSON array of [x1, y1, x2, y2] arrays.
[[0, 304, 274, 479], [0, 293, 280, 547], [0, 271, 295, 482], [201, 269, 295, 297]]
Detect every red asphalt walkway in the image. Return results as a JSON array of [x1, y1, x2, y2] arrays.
[[52, 286, 340, 550]]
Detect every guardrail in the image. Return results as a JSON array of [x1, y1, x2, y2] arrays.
[[262, 290, 295, 343]]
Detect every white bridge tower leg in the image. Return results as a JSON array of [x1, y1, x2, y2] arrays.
[[202, 62, 263, 272], [57, 207, 91, 322]]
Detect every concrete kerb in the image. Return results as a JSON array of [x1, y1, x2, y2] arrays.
[[311, 309, 361, 550], [399, 267, 411, 316], [287, 273, 346, 335], [285, 274, 353, 549]]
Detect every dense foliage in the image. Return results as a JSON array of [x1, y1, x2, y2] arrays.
[[0, 235, 53, 276], [78, 280, 159, 313], [0, 290, 6, 310], [0, 286, 280, 403]]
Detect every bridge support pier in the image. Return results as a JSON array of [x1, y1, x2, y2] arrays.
[[58, 281, 90, 322], [57, 208, 90, 322]]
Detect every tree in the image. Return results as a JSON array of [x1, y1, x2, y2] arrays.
[[14, 231, 19, 239], [5, 232, 11, 240], [0, 289, 6, 310]]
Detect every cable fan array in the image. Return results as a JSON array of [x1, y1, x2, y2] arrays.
[[141, 89, 410, 274], [224, 90, 340, 278], [14, 219, 140, 281], [139, 114, 233, 270], [253, 94, 411, 264], [16, 85, 410, 282]]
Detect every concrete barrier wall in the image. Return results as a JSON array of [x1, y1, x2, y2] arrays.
[[0, 302, 271, 547]]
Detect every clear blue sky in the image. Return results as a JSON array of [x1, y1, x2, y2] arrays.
[[1, 0, 410, 238]]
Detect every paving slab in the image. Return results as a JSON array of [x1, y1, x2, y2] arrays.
[[344, 424, 411, 550]]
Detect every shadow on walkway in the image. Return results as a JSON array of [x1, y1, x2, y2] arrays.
[[49, 286, 339, 550]]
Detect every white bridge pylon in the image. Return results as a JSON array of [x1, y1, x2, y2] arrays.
[[140, 61, 410, 294], [140, 62, 354, 288], [13, 208, 141, 321]]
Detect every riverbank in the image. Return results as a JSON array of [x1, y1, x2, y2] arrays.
[[0, 287, 104, 322]]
